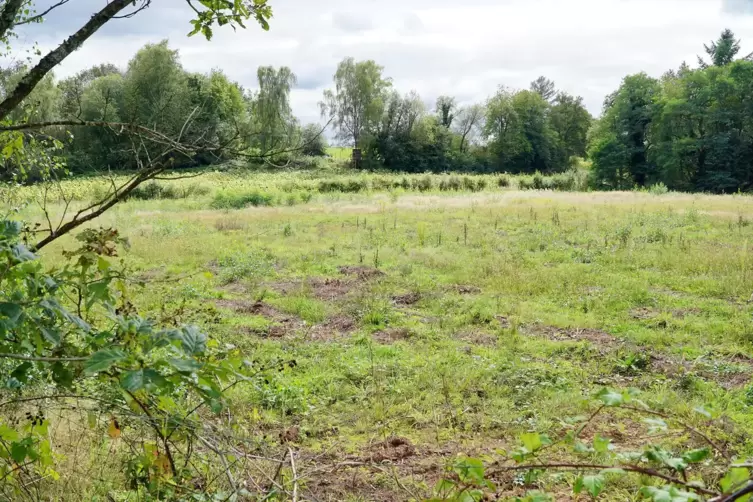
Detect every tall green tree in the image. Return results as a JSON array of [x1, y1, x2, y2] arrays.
[[485, 88, 561, 173], [321, 58, 392, 147], [250, 66, 297, 153], [550, 92, 592, 162], [697, 29, 751, 68], [589, 73, 662, 188], [435, 95, 456, 128], [530, 76, 557, 102]]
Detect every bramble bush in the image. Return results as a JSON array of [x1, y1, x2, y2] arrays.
[[0, 222, 265, 500]]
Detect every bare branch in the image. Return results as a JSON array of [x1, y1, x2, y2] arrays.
[[14, 0, 71, 26], [0, 0, 137, 122]]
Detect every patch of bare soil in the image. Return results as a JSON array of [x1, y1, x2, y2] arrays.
[[495, 315, 511, 329], [309, 315, 357, 341], [452, 284, 481, 295], [363, 437, 416, 462], [523, 324, 618, 348], [575, 413, 651, 451], [392, 292, 421, 306], [372, 328, 413, 344], [456, 330, 497, 346], [650, 353, 752, 389], [269, 277, 355, 301], [338, 265, 385, 280], [631, 306, 702, 320], [216, 299, 304, 338]]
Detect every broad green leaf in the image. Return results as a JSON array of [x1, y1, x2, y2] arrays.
[[596, 388, 623, 406], [0, 302, 23, 325], [640, 486, 700, 502], [0, 425, 19, 441], [518, 491, 552, 502], [167, 357, 202, 374], [11, 442, 27, 463], [520, 432, 543, 452], [644, 418, 669, 433], [0, 220, 22, 239], [41, 327, 61, 346], [84, 348, 127, 374], [682, 448, 710, 464], [454, 458, 485, 484], [574, 475, 604, 498], [720, 467, 750, 493], [121, 370, 144, 391], [593, 435, 611, 453], [173, 325, 207, 355], [10, 244, 35, 263]]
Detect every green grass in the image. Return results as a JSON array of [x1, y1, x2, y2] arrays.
[[10, 172, 753, 500]]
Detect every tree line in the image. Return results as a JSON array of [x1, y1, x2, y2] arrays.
[[590, 29, 753, 193], [5, 30, 753, 193], [321, 58, 593, 174], [0, 39, 317, 177]]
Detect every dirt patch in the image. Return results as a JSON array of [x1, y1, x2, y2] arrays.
[[495, 315, 511, 329], [631, 307, 658, 320], [456, 330, 497, 346], [650, 353, 752, 389], [392, 292, 421, 306], [309, 315, 357, 341], [574, 413, 649, 451], [216, 299, 304, 338], [338, 265, 385, 280], [631, 306, 702, 320], [270, 277, 354, 301], [363, 437, 416, 462], [372, 327, 413, 344], [452, 284, 481, 295], [523, 324, 618, 348]]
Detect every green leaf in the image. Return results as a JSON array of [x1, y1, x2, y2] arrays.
[[167, 357, 202, 374], [640, 486, 700, 502], [682, 448, 710, 464], [721, 467, 750, 493], [593, 435, 611, 453], [0, 425, 19, 441], [0, 302, 23, 326], [518, 491, 552, 502], [11, 442, 27, 463], [644, 417, 668, 433], [520, 433, 543, 452], [41, 327, 61, 346], [173, 325, 207, 355], [10, 244, 36, 263], [574, 475, 604, 498], [453, 458, 485, 484], [596, 388, 623, 406], [121, 370, 144, 391], [84, 348, 127, 374], [0, 220, 22, 239]]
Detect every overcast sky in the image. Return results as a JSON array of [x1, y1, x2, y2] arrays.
[[15, 0, 753, 127]]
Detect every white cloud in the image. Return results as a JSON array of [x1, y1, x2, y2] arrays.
[[15, 0, 753, 125]]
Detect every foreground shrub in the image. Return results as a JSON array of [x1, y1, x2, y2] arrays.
[[0, 224, 259, 500]]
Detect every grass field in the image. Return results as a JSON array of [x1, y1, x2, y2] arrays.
[[13, 171, 753, 500]]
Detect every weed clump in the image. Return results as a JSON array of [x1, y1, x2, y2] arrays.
[[211, 190, 275, 209]]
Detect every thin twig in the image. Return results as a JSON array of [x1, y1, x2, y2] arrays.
[[288, 447, 298, 502]]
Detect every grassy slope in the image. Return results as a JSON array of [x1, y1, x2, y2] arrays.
[[22, 183, 753, 500]]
